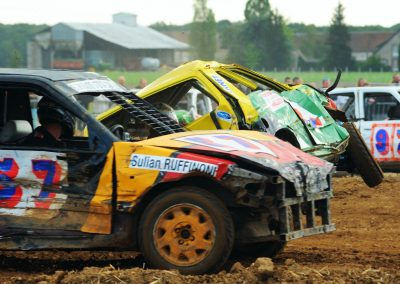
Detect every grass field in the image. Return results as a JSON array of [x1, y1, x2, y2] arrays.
[[102, 69, 395, 89]]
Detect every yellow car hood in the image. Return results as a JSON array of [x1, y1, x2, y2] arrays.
[[136, 130, 333, 193]]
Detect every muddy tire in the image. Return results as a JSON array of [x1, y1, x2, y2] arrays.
[[138, 186, 234, 275], [343, 122, 384, 187]]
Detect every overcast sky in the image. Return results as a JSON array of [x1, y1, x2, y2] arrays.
[[0, 0, 399, 27]]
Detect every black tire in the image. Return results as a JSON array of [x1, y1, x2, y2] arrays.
[[343, 122, 384, 187], [138, 186, 234, 275], [239, 240, 286, 258]]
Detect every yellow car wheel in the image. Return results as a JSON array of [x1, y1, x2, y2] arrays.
[[138, 187, 234, 274]]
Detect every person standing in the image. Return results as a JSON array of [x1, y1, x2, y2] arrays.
[[118, 76, 127, 87], [293, 77, 303, 85], [136, 78, 148, 89], [357, 78, 368, 87], [392, 73, 400, 85], [322, 78, 330, 89]]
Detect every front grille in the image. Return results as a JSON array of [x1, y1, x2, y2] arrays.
[[277, 174, 335, 241]]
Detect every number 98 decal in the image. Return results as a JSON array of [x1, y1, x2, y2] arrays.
[[371, 123, 400, 161]]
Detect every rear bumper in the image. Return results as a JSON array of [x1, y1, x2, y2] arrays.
[[277, 174, 335, 241]]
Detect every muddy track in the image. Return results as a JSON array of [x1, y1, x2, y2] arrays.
[[1, 174, 400, 283]]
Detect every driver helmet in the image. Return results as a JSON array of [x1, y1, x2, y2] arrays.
[[37, 97, 76, 138]]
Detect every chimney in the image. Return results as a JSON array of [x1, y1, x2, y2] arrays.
[[113, 13, 137, 27]]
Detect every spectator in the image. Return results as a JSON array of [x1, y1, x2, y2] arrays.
[[357, 78, 368, 87], [322, 78, 331, 89], [293, 77, 303, 85], [308, 82, 317, 88], [118, 76, 126, 87], [284, 77, 291, 84], [392, 73, 400, 84], [136, 78, 148, 89]]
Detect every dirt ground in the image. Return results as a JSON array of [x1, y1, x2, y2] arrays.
[[1, 174, 400, 283]]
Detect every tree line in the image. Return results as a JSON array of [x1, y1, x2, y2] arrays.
[[154, 0, 399, 71], [0, 0, 398, 70]]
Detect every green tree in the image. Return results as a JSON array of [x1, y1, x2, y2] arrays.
[[189, 0, 217, 60], [0, 24, 48, 67], [244, 0, 271, 19], [325, 3, 354, 70], [10, 50, 22, 68], [295, 25, 326, 60], [229, 0, 291, 70], [358, 55, 390, 71]]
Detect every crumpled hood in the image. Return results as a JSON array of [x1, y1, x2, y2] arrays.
[[136, 130, 334, 193]]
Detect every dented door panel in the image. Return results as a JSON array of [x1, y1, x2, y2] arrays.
[[0, 148, 110, 239]]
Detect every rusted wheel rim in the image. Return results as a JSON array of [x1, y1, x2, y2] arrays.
[[153, 203, 216, 266]]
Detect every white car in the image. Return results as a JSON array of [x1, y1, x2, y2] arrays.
[[330, 86, 400, 170]]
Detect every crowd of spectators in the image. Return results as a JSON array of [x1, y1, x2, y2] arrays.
[[284, 73, 400, 89], [117, 75, 148, 90]]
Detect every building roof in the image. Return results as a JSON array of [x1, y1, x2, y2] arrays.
[[293, 31, 396, 56], [375, 29, 400, 52], [62, 22, 189, 50], [349, 32, 394, 53], [162, 31, 191, 44]]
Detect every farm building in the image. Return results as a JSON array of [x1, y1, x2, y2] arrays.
[[27, 13, 190, 70], [293, 30, 400, 71]]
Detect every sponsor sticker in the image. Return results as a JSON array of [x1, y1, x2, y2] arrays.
[[216, 111, 232, 122], [289, 101, 326, 128], [210, 74, 234, 95], [258, 90, 286, 111], [67, 79, 126, 93], [176, 134, 277, 157], [129, 154, 219, 176]]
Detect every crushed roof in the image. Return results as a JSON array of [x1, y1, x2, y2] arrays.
[[62, 23, 189, 50]]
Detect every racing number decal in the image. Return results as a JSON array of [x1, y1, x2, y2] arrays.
[[371, 123, 400, 161], [32, 160, 62, 209], [0, 151, 68, 210], [375, 129, 390, 155], [0, 158, 22, 208]]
